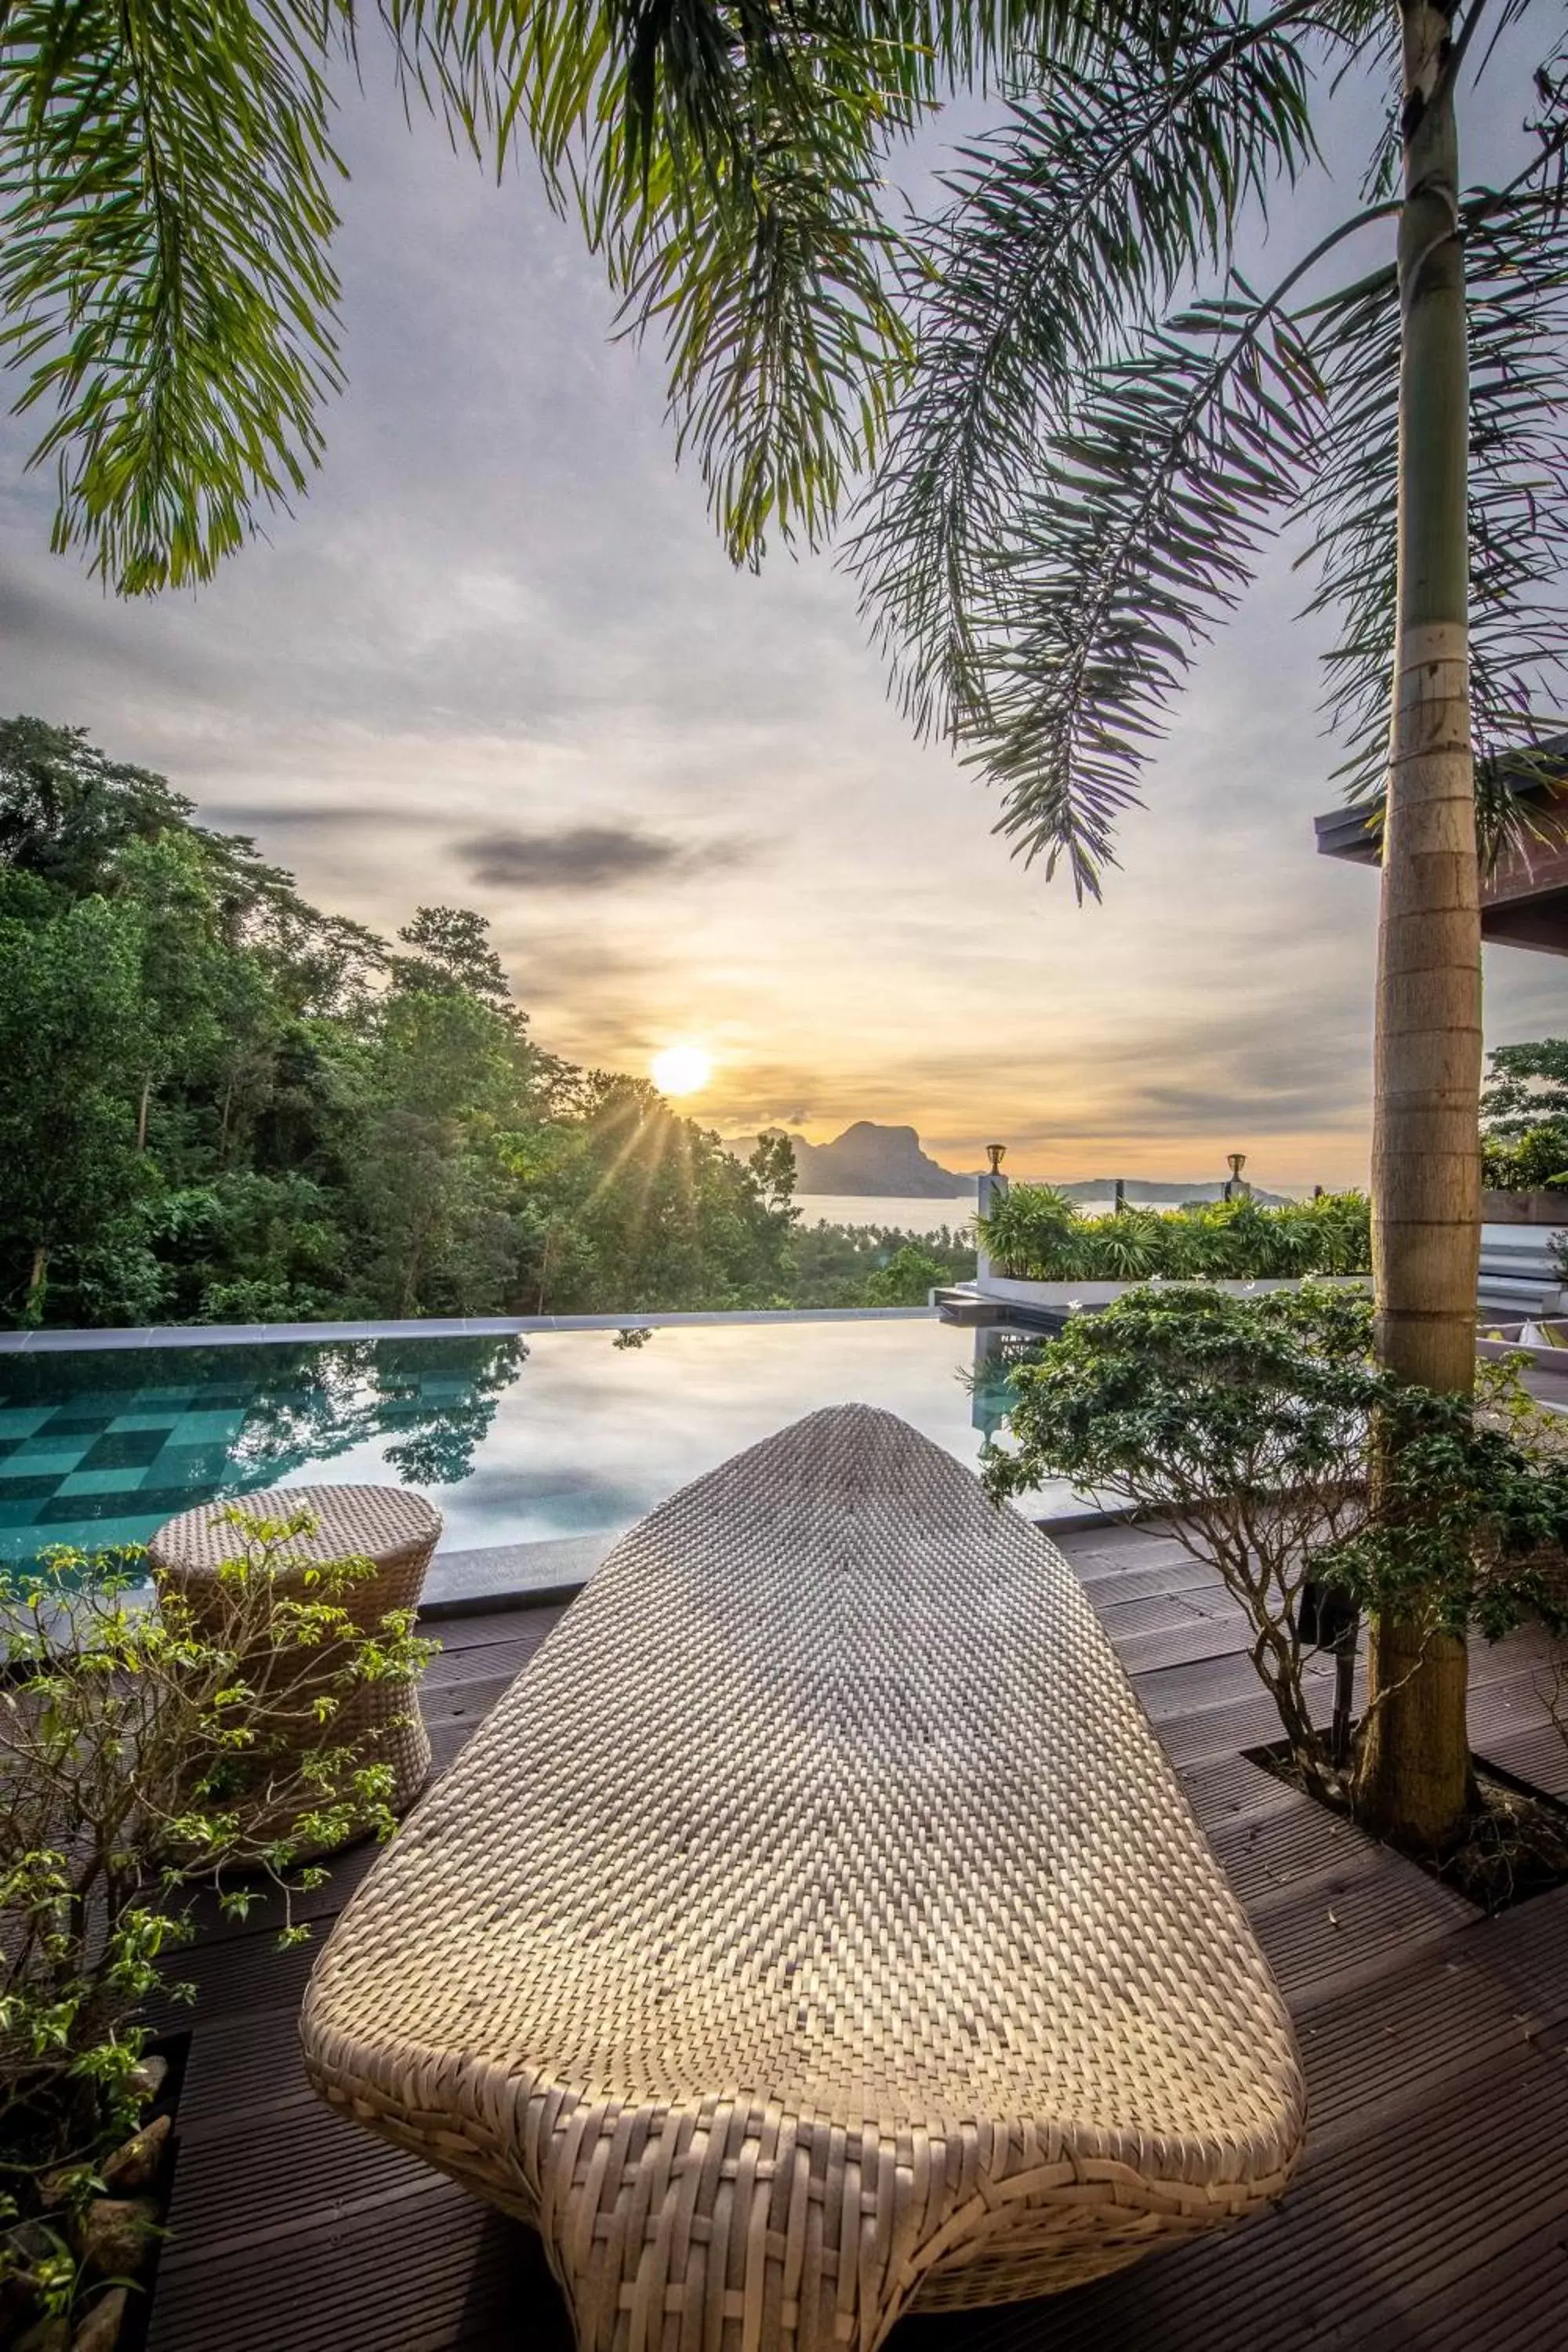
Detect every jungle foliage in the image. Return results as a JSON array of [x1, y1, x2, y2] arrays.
[[0, 719, 964, 1327]]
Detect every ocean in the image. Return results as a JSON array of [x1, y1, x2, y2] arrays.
[[791, 1189, 1311, 1232], [793, 1194, 979, 1235]]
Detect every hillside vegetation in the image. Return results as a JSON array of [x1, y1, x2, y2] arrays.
[[0, 720, 975, 1327]]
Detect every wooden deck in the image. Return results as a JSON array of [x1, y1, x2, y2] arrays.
[[142, 1523, 1568, 2352]]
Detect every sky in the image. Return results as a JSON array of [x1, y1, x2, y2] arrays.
[[1, 38, 1563, 1192]]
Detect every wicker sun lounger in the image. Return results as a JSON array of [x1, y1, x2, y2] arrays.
[[301, 1405, 1305, 2350]]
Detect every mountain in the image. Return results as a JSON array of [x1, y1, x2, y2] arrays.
[[737, 1127, 1294, 1206], [760, 1123, 976, 1198]]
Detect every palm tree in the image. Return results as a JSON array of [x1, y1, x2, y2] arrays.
[[7, 3, 1566, 1845], [490, 0, 1564, 1846]]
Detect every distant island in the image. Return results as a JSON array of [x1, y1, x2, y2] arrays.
[[758, 1123, 976, 1198], [739, 1125, 1292, 1207]]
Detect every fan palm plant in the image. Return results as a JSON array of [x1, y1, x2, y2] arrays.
[[486, 0, 1563, 1848], [1083, 1204, 1167, 1279]]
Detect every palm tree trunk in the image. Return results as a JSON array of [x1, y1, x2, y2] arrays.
[[1356, 0, 1479, 1849]]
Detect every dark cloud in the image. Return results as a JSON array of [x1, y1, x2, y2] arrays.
[[457, 824, 752, 891]]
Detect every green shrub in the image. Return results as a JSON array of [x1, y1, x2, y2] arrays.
[[0, 1508, 436, 2205], [985, 1284, 1568, 1794], [977, 1185, 1370, 1283], [863, 1243, 949, 1305], [1481, 1123, 1568, 1194], [782, 1219, 977, 1307]]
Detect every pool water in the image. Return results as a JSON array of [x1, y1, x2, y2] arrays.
[[0, 1317, 1065, 1567]]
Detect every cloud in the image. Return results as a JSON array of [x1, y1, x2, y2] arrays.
[[17, 71, 1544, 1197], [457, 823, 752, 891]]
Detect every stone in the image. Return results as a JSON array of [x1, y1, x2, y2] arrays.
[[72, 2200, 157, 2280], [127, 2056, 168, 2105], [100, 2115, 171, 2194], [71, 2287, 128, 2352]]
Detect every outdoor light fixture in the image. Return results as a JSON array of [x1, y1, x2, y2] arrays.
[[986, 1143, 1007, 1173], [1228, 1152, 1247, 1180]]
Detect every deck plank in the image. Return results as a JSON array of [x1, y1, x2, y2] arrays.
[[143, 1526, 1568, 2352]]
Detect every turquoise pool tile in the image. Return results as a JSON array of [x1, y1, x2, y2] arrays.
[[82, 1429, 166, 1471], [0, 1407, 53, 1437], [167, 1412, 250, 1442], [56, 1468, 147, 1497], [34, 1490, 148, 1526], [107, 1413, 183, 1435], [3, 1449, 85, 1477], [154, 1445, 238, 1481], [0, 1497, 44, 1526]]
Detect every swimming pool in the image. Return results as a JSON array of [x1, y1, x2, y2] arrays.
[[0, 1314, 1073, 1580]]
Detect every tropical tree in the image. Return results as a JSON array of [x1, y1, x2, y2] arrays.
[[10, 9, 1565, 1842], [488, 1, 1566, 1849], [0, 891, 147, 1319], [1482, 1038, 1568, 1134]]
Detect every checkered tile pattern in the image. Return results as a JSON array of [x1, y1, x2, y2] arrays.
[[0, 1381, 263, 1559]]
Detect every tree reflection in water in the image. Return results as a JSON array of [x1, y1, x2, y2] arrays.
[[968, 1324, 1042, 1441], [222, 1335, 528, 1493]]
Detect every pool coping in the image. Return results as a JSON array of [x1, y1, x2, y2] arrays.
[[3, 1310, 1090, 1612], [0, 1308, 936, 1354], [419, 1501, 1133, 1618]]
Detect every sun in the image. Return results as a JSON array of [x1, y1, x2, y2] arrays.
[[650, 1044, 712, 1098]]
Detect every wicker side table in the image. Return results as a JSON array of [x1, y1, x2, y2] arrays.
[[149, 1484, 441, 1831]]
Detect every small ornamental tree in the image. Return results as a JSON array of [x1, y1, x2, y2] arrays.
[[0, 1509, 436, 2200], [986, 1284, 1568, 1825]]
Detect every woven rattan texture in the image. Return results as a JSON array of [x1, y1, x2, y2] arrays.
[[301, 1409, 1305, 2350], [151, 1484, 441, 1822]]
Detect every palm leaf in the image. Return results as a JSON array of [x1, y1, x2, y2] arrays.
[[967, 285, 1326, 895], [0, 0, 349, 592], [850, 2, 1337, 739]]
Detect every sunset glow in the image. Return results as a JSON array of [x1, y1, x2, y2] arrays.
[[651, 1044, 712, 1098]]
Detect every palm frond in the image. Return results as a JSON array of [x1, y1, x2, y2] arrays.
[[849, 2, 1332, 742], [607, 128, 913, 562], [970, 285, 1326, 896], [0, 0, 348, 593], [512, 3, 1264, 564]]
